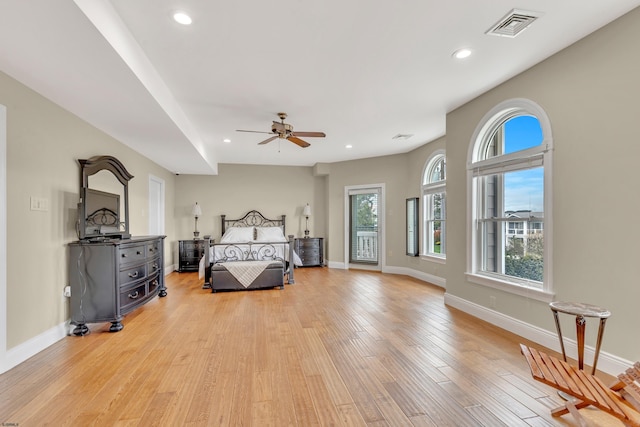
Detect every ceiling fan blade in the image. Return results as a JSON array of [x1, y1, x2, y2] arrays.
[[292, 131, 326, 138], [287, 136, 311, 148], [258, 136, 279, 145], [236, 129, 273, 134]]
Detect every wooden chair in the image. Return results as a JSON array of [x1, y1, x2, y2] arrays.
[[520, 344, 640, 427]]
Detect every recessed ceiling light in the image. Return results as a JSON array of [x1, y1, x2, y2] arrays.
[[452, 48, 472, 59], [173, 12, 192, 25], [345, 144, 353, 149], [223, 138, 231, 143]]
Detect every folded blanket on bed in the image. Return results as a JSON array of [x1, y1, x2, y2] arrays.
[[198, 243, 302, 279], [218, 260, 275, 288]]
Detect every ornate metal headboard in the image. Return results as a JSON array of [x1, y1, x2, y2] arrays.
[[221, 210, 286, 236]]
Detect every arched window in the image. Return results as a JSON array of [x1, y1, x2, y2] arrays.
[[467, 99, 553, 299], [422, 150, 446, 258]]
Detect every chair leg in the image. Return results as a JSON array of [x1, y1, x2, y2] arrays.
[[565, 400, 589, 427], [551, 400, 590, 417]]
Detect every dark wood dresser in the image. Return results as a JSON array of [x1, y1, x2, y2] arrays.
[[68, 235, 166, 335], [178, 239, 205, 272], [294, 237, 324, 267]]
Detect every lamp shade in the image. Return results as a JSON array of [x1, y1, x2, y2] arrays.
[[192, 202, 202, 217], [303, 204, 311, 217]]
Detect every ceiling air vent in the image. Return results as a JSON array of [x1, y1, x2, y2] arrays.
[[486, 9, 542, 38]]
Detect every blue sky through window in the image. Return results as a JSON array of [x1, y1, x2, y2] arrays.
[[504, 115, 542, 153], [504, 116, 544, 212]]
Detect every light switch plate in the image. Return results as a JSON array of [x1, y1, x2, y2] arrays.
[[30, 196, 49, 211]]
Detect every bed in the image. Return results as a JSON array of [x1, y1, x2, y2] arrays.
[[198, 210, 301, 292]]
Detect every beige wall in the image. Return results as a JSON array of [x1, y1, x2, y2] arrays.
[[1, 71, 176, 349], [445, 7, 640, 360], [173, 164, 326, 260]]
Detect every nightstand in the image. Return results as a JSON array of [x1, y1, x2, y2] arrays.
[[178, 239, 205, 272], [294, 237, 324, 267]]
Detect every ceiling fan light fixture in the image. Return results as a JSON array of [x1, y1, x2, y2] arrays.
[[345, 144, 353, 149], [223, 138, 231, 143], [173, 11, 192, 25]]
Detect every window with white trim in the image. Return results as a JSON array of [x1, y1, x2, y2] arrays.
[[422, 151, 445, 258], [468, 99, 553, 297]]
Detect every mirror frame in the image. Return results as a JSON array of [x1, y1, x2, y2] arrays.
[[79, 155, 134, 239]]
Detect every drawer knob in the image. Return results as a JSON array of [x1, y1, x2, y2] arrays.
[[128, 271, 139, 278], [128, 291, 139, 299]]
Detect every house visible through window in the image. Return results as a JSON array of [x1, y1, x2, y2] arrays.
[[468, 99, 553, 298], [422, 151, 446, 258]]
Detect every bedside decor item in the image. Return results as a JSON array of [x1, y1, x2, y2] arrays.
[[303, 203, 311, 238], [192, 202, 202, 239], [178, 239, 206, 272], [294, 237, 323, 267]]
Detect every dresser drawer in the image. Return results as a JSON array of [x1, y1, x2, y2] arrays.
[[119, 244, 146, 265], [147, 259, 161, 276], [148, 275, 160, 295], [183, 249, 201, 258], [119, 282, 147, 311], [147, 242, 162, 258], [182, 241, 204, 251], [298, 248, 319, 257], [297, 239, 319, 249], [119, 264, 146, 285]]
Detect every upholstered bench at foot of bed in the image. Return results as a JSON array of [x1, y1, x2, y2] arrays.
[[210, 261, 284, 292]]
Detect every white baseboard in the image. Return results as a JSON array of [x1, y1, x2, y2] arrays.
[[382, 266, 446, 289], [327, 261, 447, 291], [444, 292, 632, 377], [327, 260, 346, 269], [0, 321, 68, 374]]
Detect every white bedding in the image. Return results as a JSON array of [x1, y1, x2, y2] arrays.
[[198, 242, 302, 279]]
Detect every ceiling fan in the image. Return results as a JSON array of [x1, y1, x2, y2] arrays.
[[236, 112, 326, 148]]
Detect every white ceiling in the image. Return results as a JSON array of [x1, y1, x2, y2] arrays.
[[1, 1, 639, 175]]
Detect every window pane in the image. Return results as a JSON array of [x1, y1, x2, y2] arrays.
[[430, 158, 446, 182], [478, 167, 543, 285], [425, 192, 445, 255], [504, 167, 543, 213], [483, 115, 543, 160], [481, 220, 543, 284], [504, 115, 543, 154]]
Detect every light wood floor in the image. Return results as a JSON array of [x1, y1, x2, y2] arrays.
[[0, 268, 621, 426]]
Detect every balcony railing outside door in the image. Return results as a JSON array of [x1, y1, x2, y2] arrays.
[[352, 227, 378, 263]]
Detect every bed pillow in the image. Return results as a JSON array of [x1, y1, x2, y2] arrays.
[[255, 226, 287, 242], [220, 226, 254, 243]]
